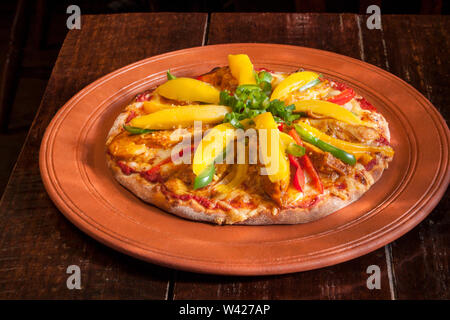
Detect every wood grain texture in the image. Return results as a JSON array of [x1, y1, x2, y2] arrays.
[[0, 13, 208, 299], [172, 13, 395, 300]]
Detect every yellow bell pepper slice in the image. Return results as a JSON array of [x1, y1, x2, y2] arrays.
[[228, 54, 257, 85], [270, 71, 319, 101], [297, 121, 394, 158], [193, 122, 235, 176], [215, 164, 249, 193], [253, 112, 290, 183], [192, 119, 254, 176], [155, 78, 220, 104], [129, 105, 231, 130], [142, 94, 179, 113], [294, 100, 376, 128]]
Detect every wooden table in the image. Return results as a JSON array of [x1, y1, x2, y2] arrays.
[[0, 13, 448, 299]]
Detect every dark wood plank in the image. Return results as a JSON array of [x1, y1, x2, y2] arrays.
[[371, 15, 450, 300], [0, 13, 207, 299], [173, 249, 391, 299], [0, 0, 30, 131], [173, 13, 394, 300]]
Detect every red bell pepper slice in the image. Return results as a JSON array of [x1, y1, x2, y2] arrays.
[[288, 129, 324, 194], [288, 154, 305, 191], [327, 88, 355, 105], [299, 155, 324, 194]]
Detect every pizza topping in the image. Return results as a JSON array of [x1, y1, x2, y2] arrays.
[[293, 100, 375, 128], [307, 119, 380, 144], [364, 158, 377, 171], [135, 90, 152, 102], [357, 97, 377, 112], [354, 172, 367, 185], [197, 67, 238, 92], [139, 156, 173, 183], [228, 54, 257, 85], [142, 93, 190, 114], [108, 137, 147, 159], [330, 80, 350, 91], [123, 125, 154, 135], [336, 182, 347, 190], [193, 164, 215, 190], [271, 71, 320, 101], [125, 110, 137, 123], [327, 88, 356, 105], [192, 122, 235, 176], [215, 164, 249, 193], [166, 70, 176, 80], [294, 123, 356, 165], [220, 83, 299, 129], [309, 150, 350, 176], [296, 121, 394, 159], [285, 143, 306, 157], [288, 154, 306, 192], [299, 155, 324, 194], [288, 128, 324, 194], [253, 112, 290, 185], [117, 161, 136, 175], [298, 77, 322, 92], [140, 167, 163, 183], [129, 105, 231, 130], [375, 135, 390, 146], [156, 77, 220, 104], [254, 67, 274, 73]]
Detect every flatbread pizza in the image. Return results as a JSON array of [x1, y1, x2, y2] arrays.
[[106, 54, 394, 225]]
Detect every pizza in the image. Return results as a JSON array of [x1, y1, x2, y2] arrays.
[[106, 54, 394, 225]]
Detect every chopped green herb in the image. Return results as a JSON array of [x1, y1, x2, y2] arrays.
[[267, 99, 300, 125], [220, 73, 298, 127], [167, 70, 177, 80], [258, 71, 272, 84], [224, 112, 245, 129]]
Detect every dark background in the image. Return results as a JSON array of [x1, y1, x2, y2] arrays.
[[0, 0, 447, 197]]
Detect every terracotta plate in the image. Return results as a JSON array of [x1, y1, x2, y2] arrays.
[[39, 44, 450, 275]]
